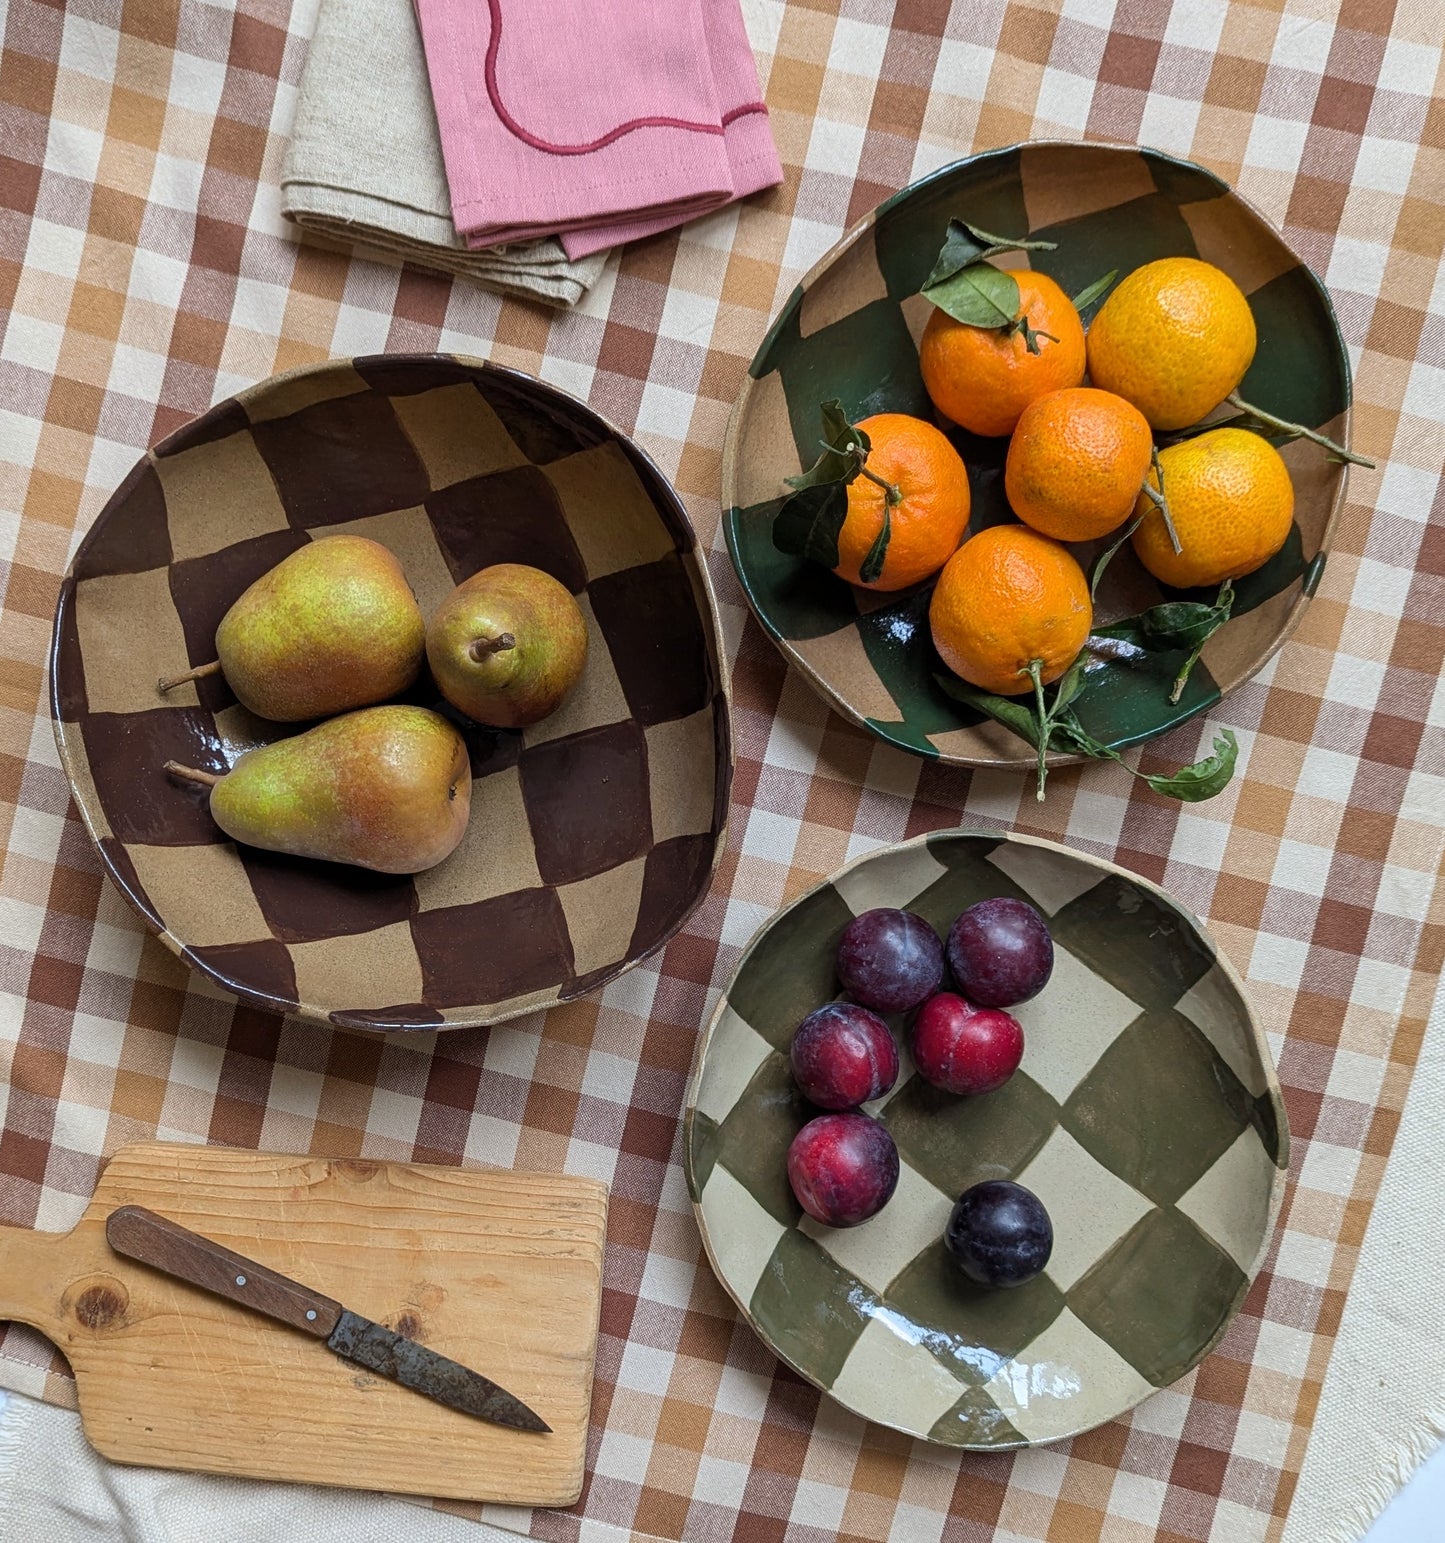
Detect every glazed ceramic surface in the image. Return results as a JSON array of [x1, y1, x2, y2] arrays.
[[52, 356, 731, 1031], [723, 141, 1352, 766], [684, 831, 1288, 1447]]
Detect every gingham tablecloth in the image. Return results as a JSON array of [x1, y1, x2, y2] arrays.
[[2, 1, 1442, 1540]]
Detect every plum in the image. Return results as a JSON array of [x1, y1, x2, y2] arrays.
[[945, 1180, 1053, 1288], [912, 992, 1023, 1095], [790, 1002, 899, 1109], [786, 1113, 899, 1227], [836, 908, 944, 1013], [946, 897, 1053, 1007]]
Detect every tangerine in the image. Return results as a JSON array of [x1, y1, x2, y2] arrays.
[[1086, 257, 1256, 431], [919, 271, 1086, 438], [833, 413, 971, 591], [1132, 427, 1294, 589], [930, 524, 1092, 696], [1005, 387, 1154, 543]]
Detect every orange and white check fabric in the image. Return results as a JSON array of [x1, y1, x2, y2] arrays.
[[2, 2, 1443, 1541]]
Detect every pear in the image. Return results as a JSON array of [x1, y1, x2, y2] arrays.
[[165, 705, 470, 873], [158, 535, 424, 721], [426, 563, 587, 729]]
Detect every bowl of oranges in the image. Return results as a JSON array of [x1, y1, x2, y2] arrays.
[[723, 142, 1363, 797]]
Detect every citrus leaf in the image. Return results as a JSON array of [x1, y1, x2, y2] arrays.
[[1050, 656, 1089, 717], [923, 219, 1059, 289], [783, 399, 870, 491], [933, 674, 1043, 747], [1089, 513, 1144, 600], [1142, 729, 1238, 801], [923, 262, 1020, 329], [858, 502, 892, 585], [772, 482, 848, 569], [1093, 589, 1233, 653], [1072, 269, 1118, 316]]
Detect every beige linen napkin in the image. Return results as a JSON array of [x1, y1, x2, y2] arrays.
[[280, 0, 608, 306], [0, 1392, 530, 1543]]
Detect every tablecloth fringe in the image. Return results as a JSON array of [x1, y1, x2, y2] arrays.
[[1322, 1410, 1445, 1543]]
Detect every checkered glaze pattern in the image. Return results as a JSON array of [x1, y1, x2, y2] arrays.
[[49, 354, 731, 1031], [2, 1, 1443, 1540], [687, 832, 1287, 1449]]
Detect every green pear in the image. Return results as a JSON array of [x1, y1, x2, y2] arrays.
[[158, 535, 425, 721], [165, 705, 470, 873], [426, 563, 588, 729]]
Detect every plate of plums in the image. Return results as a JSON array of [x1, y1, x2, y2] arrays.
[[684, 829, 1288, 1448], [51, 355, 731, 1030]]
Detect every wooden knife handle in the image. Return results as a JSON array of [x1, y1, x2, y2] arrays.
[[106, 1205, 342, 1338]]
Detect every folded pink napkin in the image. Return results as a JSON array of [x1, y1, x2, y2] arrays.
[[413, 0, 782, 258]]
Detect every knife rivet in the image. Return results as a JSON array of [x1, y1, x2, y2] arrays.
[[235, 1275, 246, 1286], [306, 1310, 317, 1320]]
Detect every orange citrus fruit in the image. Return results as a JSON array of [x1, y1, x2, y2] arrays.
[[1132, 427, 1294, 589], [833, 413, 971, 591], [930, 524, 1093, 696], [918, 271, 1086, 438], [1005, 387, 1154, 542], [1086, 257, 1256, 431]]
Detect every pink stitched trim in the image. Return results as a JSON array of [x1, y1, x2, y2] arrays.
[[484, 0, 769, 156]]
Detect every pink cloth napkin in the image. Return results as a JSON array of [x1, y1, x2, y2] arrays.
[[413, 0, 782, 258]]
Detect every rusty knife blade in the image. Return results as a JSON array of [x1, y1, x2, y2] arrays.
[[327, 1310, 550, 1432]]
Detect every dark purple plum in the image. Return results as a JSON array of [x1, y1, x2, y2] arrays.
[[946, 897, 1053, 1008], [836, 908, 944, 1013], [790, 1002, 899, 1110], [912, 992, 1023, 1096], [786, 1113, 899, 1227], [945, 1180, 1053, 1288]]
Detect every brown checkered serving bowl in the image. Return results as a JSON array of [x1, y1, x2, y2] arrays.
[[49, 356, 732, 1032]]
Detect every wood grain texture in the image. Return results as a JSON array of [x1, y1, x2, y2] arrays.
[[0, 1143, 608, 1505]]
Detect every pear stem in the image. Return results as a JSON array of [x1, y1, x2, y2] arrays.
[[468, 632, 516, 662], [164, 761, 223, 789], [157, 659, 222, 694]]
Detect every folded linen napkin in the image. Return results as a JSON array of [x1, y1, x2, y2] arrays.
[[414, 0, 782, 259], [280, 0, 608, 306]]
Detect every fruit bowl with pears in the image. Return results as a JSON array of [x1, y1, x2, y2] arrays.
[[723, 140, 1363, 792], [51, 356, 732, 1031]]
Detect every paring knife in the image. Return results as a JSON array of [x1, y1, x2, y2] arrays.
[[105, 1204, 550, 1433]]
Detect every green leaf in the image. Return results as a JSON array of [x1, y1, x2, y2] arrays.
[[922, 262, 1021, 329], [783, 399, 870, 491], [923, 219, 1058, 289], [772, 482, 848, 568], [1089, 513, 1144, 600], [1094, 595, 1231, 653], [858, 502, 892, 585], [933, 674, 1043, 747], [1050, 656, 1089, 717], [1142, 729, 1239, 802], [1072, 269, 1118, 316]]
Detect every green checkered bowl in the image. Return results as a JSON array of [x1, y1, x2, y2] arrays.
[[683, 830, 1288, 1447], [722, 141, 1352, 767]]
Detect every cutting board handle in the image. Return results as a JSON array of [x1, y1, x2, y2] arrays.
[[0, 1224, 70, 1342]]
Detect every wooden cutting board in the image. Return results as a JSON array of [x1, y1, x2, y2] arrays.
[[0, 1142, 607, 1505]]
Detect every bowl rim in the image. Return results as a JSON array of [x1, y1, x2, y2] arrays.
[[721, 138, 1355, 770], [681, 825, 1291, 1449], [50, 352, 736, 1034]]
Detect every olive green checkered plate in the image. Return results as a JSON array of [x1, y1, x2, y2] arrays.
[[722, 141, 1352, 766], [683, 830, 1289, 1447]]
